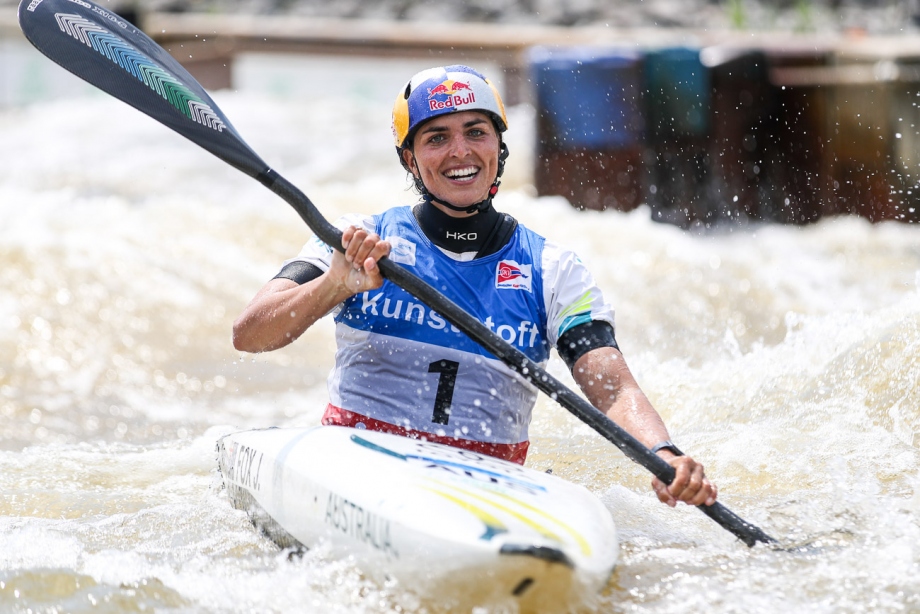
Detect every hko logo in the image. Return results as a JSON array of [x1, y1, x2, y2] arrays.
[[496, 260, 532, 291], [446, 231, 476, 241]]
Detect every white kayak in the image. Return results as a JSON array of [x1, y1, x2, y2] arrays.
[[217, 426, 618, 610]]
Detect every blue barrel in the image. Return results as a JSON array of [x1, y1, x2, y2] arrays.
[[643, 47, 710, 140], [529, 46, 644, 150], [528, 46, 646, 211]]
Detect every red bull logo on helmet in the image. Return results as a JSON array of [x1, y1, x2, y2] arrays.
[[427, 79, 476, 112], [496, 260, 532, 291]]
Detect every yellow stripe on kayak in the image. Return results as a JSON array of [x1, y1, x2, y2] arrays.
[[424, 487, 508, 541], [446, 487, 562, 546], [425, 481, 591, 556], [482, 488, 592, 556]]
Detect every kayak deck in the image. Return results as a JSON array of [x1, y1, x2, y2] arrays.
[[217, 426, 617, 610]]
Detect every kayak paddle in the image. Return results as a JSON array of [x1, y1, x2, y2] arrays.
[[18, 0, 776, 547]]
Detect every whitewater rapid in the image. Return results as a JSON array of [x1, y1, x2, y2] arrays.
[[1, 50, 919, 613]]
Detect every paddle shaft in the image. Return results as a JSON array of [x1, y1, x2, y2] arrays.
[[19, 0, 775, 547]]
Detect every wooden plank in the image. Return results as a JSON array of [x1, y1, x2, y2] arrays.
[[143, 12, 682, 52]]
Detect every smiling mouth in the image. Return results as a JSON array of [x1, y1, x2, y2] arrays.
[[443, 166, 480, 182]]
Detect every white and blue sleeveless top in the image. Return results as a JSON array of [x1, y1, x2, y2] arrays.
[[286, 206, 615, 446]]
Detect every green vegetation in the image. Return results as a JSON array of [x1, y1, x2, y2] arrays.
[[796, 0, 815, 32], [727, 0, 747, 29]]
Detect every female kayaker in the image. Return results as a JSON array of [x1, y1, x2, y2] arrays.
[[232, 65, 717, 509]]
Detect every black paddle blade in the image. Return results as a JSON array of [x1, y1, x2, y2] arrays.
[[18, 0, 268, 179]]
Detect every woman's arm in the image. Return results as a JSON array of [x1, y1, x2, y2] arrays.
[[232, 226, 390, 353], [572, 346, 718, 507]]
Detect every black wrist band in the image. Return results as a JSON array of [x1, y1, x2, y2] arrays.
[[650, 440, 684, 457]]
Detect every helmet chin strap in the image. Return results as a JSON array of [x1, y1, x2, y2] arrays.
[[410, 141, 510, 215]]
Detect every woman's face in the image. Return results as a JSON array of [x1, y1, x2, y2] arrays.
[[403, 111, 500, 216]]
